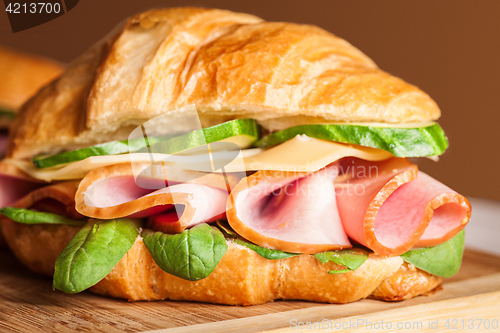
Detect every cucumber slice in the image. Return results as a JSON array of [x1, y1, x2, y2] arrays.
[[256, 122, 448, 157], [147, 118, 259, 155], [33, 119, 260, 168]]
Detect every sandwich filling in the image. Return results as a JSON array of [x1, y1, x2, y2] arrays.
[[0, 118, 471, 295]]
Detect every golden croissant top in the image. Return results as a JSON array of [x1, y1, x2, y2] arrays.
[[7, 7, 440, 159]]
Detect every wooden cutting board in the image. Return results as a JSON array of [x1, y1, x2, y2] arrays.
[[0, 248, 499, 333]]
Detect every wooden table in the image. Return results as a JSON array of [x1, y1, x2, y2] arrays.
[[1, 247, 499, 333]]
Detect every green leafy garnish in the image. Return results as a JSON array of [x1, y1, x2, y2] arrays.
[[215, 220, 299, 260], [0, 207, 85, 226], [0, 108, 16, 121], [233, 239, 299, 260], [53, 218, 140, 294], [143, 223, 227, 281], [313, 249, 369, 274], [401, 230, 465, 278], [215, 220, 238, 236], [256, 123, 449, 157]]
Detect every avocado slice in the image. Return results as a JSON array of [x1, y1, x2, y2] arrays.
[[256, 122, 448, 157], [33, 118, 260, 168]]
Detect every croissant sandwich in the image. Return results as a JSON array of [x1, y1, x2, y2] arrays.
[[0, 46, 63, 246], [0, 46, 63, 147], [0, 7, 470, 305]]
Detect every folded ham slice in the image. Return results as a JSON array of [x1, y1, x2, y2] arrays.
[[335, 158, 418, 255], [13, 181, 83, 219], [228, 158, 471, 256], [227, 163, 351, 254], [372, 171, 470, 250], [1, 181, 83, 275], [0, 161, 44, 209], [75, 163, 238, 233], [0, 133, 8, 157], [0, 161, 46, 245], [336, 158, 470, 255]]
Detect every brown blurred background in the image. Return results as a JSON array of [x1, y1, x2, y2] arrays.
[[1, 0, 499, 200]]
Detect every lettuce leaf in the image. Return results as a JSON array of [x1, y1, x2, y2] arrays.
[[0, 207, 85, 226], [401, 230, 465, 278], [143, 223, 227, 281], [313, 249, 369, 274], [53, 218, 140, 293]]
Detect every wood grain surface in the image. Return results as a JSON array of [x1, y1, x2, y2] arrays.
[[0, 248, 499, 333]]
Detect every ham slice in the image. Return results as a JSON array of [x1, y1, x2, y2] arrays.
[[336, 158, 470, 255], [0, 181, 84, 274], [7, 181, 83, 218], [229, 157, 471, 256], [0, 161, 43, 209], [75, 163, 238, 233], [227, 163, 351, 254], [373, 171, 471, 250], [335, 158, 418, 255], [0, 161, 46, 245], [0, 133, 8, 157]]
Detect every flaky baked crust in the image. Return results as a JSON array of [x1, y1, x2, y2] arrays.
[[92, 238, 404, 305], [1, 220, 79, 276], [8, 7, 440, 159], [1, 222, 443, 305], [0, 46, 63, 112], [371, 262, 443, 301]]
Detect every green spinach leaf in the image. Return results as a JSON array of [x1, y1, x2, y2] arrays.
[[216, 220, 299, 260], [0, 207, 86, 226], [216, 220, 238, 236], [313, 249, 369, 274], [53, 218, 140, 293], [233, 238, 299, 260], [143, 223, 227, 281], [401, 230, 465, 278], [0, 109, 16, 121]]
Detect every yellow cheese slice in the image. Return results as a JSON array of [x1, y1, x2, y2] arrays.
[[239, 135, 393, 172], [5, 136, 392, 181], [4, 149, 261, 182]]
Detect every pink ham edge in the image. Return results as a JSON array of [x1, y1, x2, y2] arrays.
[[0, 161, 46, 244], [0, 162, 43, 209], [75, 158, 470, 255], [228, 157, 470, 256], [75, 163, 231, 233], [336, 158, 471, 256], [7, 181, 83, 218], [84, 177, 227, 224], [227, 163, 351, 254], [1, 181, 84, 246], [0, 134, 8, 158], [377, 171, 471, 249]]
